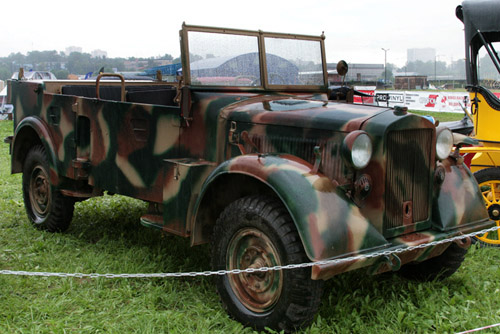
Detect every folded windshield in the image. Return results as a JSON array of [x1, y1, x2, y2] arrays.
[[185, 27, 326, 88]]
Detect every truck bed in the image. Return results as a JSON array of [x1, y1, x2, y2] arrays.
[[43, 80, 178, 107]]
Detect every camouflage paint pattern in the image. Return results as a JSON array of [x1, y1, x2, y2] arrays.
[[7, 25, 494, 282]]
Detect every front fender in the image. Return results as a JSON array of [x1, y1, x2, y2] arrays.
[[197, 154, 389, 261], [432, 157, 490, 230], [12, 116, 60, 185]]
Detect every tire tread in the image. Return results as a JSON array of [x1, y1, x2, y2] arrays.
[[22, 145, 74, 232], [211, 195, 323, 332]]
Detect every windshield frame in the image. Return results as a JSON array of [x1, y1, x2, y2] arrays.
[[179, 23, 328, 92]]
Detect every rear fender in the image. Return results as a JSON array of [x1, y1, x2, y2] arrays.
[[12, 116, 60, 185], [194, 154, 388, 261]]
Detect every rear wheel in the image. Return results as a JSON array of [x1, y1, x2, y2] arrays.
[[474, 168, 500, 246], [22, 145, 74, 232], [211, 195, 323, 332]]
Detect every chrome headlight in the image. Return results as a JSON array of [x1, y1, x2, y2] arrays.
[[342, 131, 373, 169], [436, 127, 453, 160]]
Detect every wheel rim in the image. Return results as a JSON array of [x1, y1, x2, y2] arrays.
[[29, 165, 51, 221], [477, 179, 500, 245], [227, 227, 283, 313]]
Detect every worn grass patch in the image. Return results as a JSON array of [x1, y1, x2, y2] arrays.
[[1, 120, 499, 333]]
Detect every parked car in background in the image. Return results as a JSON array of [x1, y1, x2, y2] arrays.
[[0, 86, 13, 120]]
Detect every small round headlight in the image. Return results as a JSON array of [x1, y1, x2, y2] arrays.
[[436, 127, 453, 160], [343, 131, 373, 169]]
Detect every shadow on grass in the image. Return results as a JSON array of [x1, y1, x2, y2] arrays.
[[317, 265, 469, 332], [66, 194, 212, 277]]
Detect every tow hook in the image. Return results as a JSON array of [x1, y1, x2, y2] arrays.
[[381, 254, 401, 271], [454, 236, 472, 249]]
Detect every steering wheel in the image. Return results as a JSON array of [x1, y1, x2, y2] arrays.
[[233, 75, 259, 86]]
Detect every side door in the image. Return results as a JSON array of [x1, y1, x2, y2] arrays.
[[74, 98, 181, 203]]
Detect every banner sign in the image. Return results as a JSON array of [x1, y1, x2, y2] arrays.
[[353, 90, 474, 113], [402, 91, 470, 113]]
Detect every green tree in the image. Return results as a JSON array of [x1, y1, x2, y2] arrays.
[[147, 58, 156, 67], [404, 60, 447, 78], [381, 63, 395, 83], [67, 52, 93, 75], [7, 52, 26, 72], [52, 69, 69, 79], [26, 50, 62, 66], [0, 65, 11, 81], [449, 58, 466, 79], [161, 54, 173, 61]]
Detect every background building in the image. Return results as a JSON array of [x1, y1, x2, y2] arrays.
[[346, 64, 385, 82], [394, 74, 428, 90]]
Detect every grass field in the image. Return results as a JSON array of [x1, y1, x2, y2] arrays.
[[1, 118, 500, 334], [410, 110, 464, 123]]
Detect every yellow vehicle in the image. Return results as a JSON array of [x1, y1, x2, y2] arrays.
[[454, 0, 500, 245]]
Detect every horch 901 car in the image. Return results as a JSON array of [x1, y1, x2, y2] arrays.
[[5, 23, 494, 332]]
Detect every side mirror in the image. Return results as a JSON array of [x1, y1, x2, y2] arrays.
[[337, 60, 348, 76]]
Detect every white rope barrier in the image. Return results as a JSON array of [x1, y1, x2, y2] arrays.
[[456, 322, 500, 334], [0, 226, 498, 333], [0, 226, 498, 279]]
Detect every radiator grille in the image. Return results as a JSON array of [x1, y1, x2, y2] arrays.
[[384, 129, 433, 231]]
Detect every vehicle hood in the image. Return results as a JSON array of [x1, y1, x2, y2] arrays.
[[220, 95, 390, 132]]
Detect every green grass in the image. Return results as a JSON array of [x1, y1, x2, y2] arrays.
[[1, 120, 500, 333], [410, 110, 465, 123]]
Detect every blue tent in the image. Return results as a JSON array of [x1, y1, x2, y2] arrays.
[[189, 53, 299, 84], [142, 63, 182, 76]]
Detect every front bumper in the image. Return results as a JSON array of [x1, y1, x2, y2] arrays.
[[311, 217, 494, 280]]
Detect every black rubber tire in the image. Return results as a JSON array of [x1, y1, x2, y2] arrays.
[[22, 145, 74, 232], [397, 243, 468, 281], [211, 195, 324, 332], [473, 167, 500, 247]]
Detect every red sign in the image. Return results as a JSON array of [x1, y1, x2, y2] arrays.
[[353, 90, 375, 104], [425, 94, 439, 108]]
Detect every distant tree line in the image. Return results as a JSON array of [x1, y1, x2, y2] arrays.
[[0, 49, 496, 83], [396, 56, 498, 83], [0, 50, 176, 80], [378, 59, 467, 84], [399, 59, 466, 79]]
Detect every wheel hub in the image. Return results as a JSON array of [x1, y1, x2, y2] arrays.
[[488, 204, 500, 220], [227, 228, 283, 313], [29, 166, 51, 218], [240, 247, 273, 293]]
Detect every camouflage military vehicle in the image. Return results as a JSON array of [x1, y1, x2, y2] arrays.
[[5, 24, 494, 332]]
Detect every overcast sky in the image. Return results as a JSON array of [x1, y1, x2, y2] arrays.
[[2, 0, 466, 68]]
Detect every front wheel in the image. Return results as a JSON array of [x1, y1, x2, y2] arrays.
[[22, 145, 74, 232], [211, 196, 323, 332], [473, 167, 500, 246]]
